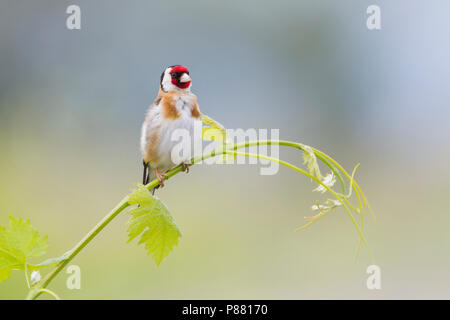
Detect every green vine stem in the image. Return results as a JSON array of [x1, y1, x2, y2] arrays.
[[24, 263, 30, 289], [225, 150, 372, 257], [25, 139, 373, 300], [35, 288, 61, 300]]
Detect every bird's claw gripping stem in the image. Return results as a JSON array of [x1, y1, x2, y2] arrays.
[[182, 162, 191, 173], [155, 169, 168, 187]]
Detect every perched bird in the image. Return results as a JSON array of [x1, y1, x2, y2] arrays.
[[140, 65, 202, 194]]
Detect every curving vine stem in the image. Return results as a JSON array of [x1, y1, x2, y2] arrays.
[[26, 139, 374, 300]]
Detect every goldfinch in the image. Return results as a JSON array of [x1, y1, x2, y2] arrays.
[[140, 65, 202, 193]]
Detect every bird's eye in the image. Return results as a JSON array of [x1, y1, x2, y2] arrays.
[[170, 73, 177, 78]]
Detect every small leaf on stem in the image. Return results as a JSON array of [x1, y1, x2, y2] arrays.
[[0, 217, 48, 282], [126, 185, 182, 266]]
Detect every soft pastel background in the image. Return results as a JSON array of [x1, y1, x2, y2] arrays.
[[1, 0, 449, 299]]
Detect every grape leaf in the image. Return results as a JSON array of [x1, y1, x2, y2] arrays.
[[0, 216, 48, 282], [126, 185, 182, 266], [201, 115, 229, 139], [202, 114, 234, 163]]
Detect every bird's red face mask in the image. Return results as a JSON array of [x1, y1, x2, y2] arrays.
[[169, 66, 191, 89]]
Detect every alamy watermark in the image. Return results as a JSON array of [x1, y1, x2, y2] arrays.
[[366, 5, 381, 30], [66, 5, 81, 30], [366, 265, 382, 290], [169, 123, 280, 175], [66, 264, 81, 290]]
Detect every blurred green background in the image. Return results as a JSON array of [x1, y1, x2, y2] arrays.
[[1, 0, 449, 299]]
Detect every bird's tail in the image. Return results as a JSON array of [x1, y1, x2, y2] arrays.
[[143, 162, 159, 195]]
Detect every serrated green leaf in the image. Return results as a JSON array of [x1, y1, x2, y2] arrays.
[[201, 115, 231, 143], [126, 185, 182, 266], [202, 127, 226, 142], [0, 216, 48, 282], [202, 115, 234, 163]]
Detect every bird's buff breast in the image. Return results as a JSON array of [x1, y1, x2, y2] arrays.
[[143, 93, 201, 171]]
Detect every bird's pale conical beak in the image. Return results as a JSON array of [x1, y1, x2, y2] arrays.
[[179, 73, 191, 83]]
